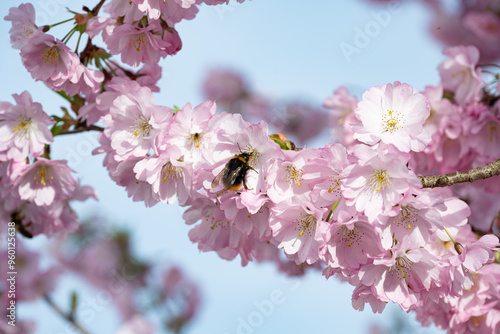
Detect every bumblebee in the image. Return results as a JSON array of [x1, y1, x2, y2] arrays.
[[211, 146, 257, 196]]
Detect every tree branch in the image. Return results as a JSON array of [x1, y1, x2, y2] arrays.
[[44, 295, 91, 334], [418, 159, 500, 188], [58, 125, 104, 136]]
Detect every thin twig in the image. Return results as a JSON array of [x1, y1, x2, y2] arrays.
[[419, 159, 500, 188], [44, 295, 91, 334], [58, 125, 105, 136], [92, 0, 107, 15]]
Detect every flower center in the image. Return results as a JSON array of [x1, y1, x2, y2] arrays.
[[129, 33, 149, 52], [284, 164, 303, 187], [14, 115, 33, 139], [296, 213, 317, 237], [188, 132, 203, 148], [396, 205, 418, 230], [34, 165, 53, 187], [390, 255, 413, 279], [337, 225, 361, 247], [382, 110, 404, 133], [131, 116, 152, 137], [368, 169, 391, 192], [207, 215, 229, 230], [161, 162, 182, 182], [42, 46, 60, 64], [22, 25, 36, 39], [327, 176, 341, 195], [244, 146, 260, 166]]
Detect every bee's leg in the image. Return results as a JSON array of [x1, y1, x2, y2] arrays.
[[216, 186, 230, 197], [243, 178, 253, 191], [249, 166, 258, 174]]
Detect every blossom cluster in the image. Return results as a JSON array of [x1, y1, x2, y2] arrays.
[[0, 89, 96, 237], [92, 47, 500, 332], [2, 1, 500, 333]]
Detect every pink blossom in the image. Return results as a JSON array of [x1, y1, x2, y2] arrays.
[[4, 3, 39, 50], [133, 0, 198, 24], [175, 0, 196, 8], [353, 82, 431, 153], [341, 144, 420, 222], [17, 182, 96, 237], [105, 21, 179, 67], [301, 143, 349, 207], [135, 63, 162, 92], [321, 212, 385, 272], [158, 267, 201, 330], [464, 102, 500, 161], [351, 284, 387, 313], [0, 91, 54, 161], [20, 33, 80, 90], [438, 45, 484, 105], [455, 235, 498, 273], [455, 184, 500, 232], [86, 16, 112, 39], [464, 11, 500, 40], [165, 101, 218, 169], [323, 86, 358, 145], [358, 245, 440, 311], [185, 198, 255, 266], [269, 197, 328, 265], [114, 157, 159, 207], [266, 148, 319, 204], [381, 188, 449, 248], [15, 158, 76, 206], [102, 86, 172, 158], [81, 77, 143, 126], [59, 64, 104, 96], [202, 70, 245, 105], [109, 0, 144, 23], [266, 102, 329, 145], [134, 146, 194, 205]]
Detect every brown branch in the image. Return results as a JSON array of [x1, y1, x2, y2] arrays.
[[91, 0, 107, 16], [419, 159, 500, 188], [58, 125, 105, 136], [44, 295, 91, 334]]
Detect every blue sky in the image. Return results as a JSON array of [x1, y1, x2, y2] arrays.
[[0, 0, 446, 333]]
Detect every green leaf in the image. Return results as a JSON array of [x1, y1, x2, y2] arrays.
[[51, 123, 63, 137]]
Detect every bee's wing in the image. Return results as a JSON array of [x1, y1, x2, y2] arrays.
[[211, 168, 225, 188], [226, 166, 243, 185]]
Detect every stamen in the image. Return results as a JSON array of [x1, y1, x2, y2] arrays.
[[296, 213, 317, 237], [189, 132, 203, 148], [396, 205, 418, 230], [129, 33, 149, 52], [13, 115, 33, 139], [284, 164, 303, 187], [368, 169, 391, 192], [208, 215, 228, 230], [381, 110, 404, 133], [161, 162, 182, 182], [327, 176, 341, 195], [34, 165, 53, 187], [41, 46, 60, 65], [390, 255, 413, 279], [131, 115, 152, 137], [337, 225, 362, 247]]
